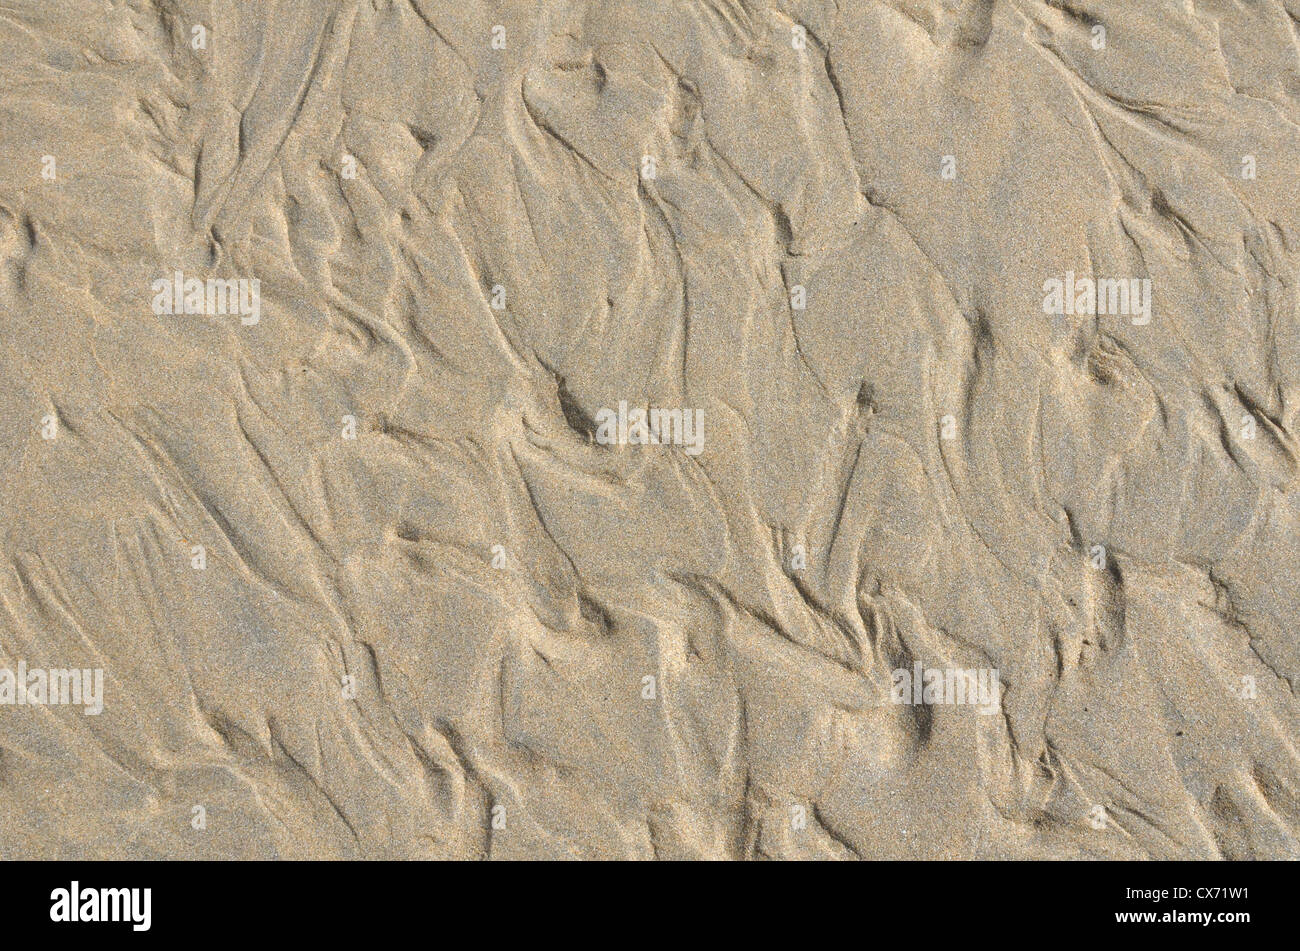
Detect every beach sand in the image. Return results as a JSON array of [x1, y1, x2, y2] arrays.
[[0, 0, 1297, 859]]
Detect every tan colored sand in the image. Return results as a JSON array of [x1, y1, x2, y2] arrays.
[[0, 0, 1297, 859]]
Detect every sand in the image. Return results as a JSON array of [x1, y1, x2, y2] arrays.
[[0, 0, 1297, 860]]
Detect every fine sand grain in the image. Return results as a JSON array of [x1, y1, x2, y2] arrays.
[[0, 0, 1298, 860]]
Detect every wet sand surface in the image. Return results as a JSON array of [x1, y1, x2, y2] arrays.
[[0, 0, 1298, 859]]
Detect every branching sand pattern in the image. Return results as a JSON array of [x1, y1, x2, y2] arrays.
[[0, 0, 1298, 860]]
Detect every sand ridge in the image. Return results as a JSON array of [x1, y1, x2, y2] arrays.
[[0, 0, 1296, 860]]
